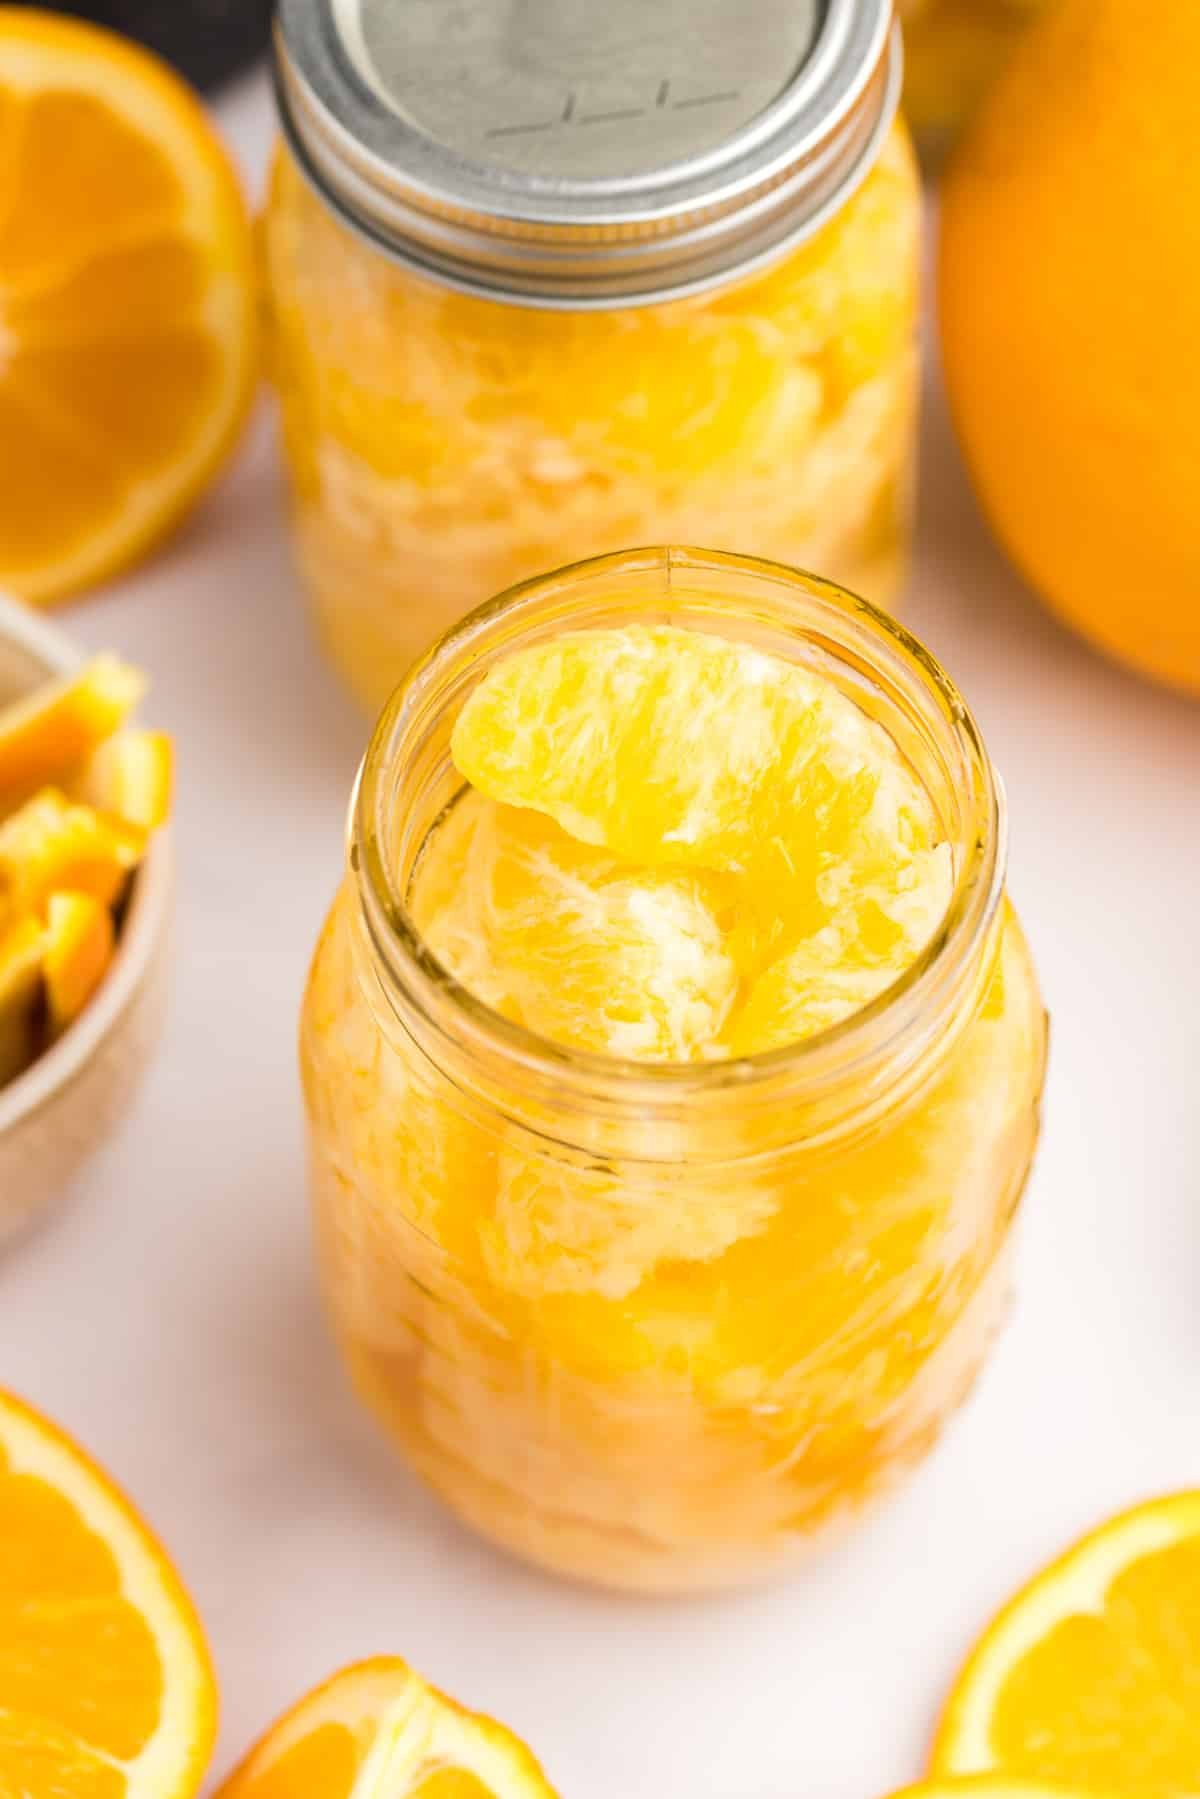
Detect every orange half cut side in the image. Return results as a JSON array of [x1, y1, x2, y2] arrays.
[[0, 1388, 217, 1799], [0, 7, 258, 603]]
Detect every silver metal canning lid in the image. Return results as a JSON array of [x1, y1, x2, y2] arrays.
[[274, 0, 900, 309]]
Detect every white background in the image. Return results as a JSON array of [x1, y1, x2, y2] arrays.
[[2, 70, 1199, 1799]]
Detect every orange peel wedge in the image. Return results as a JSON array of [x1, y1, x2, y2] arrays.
[[216, 1658, 559, 1799]]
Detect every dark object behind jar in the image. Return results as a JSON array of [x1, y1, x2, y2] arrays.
[[17, 0, 273, 90]]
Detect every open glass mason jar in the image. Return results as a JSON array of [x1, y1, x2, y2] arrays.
[[300, 547, 1047, 1593], [267, 0, 919, 713], [899, 0, 1044, 162]]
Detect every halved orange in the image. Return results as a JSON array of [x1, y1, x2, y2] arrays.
[[0, 656, 145, 799], [932, 1492, 1200, 1793], [0, 7, 257, 603], [0, 1387, 217, 1799], [217, 1658, 559, 1799]]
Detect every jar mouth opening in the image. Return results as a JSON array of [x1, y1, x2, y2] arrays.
[[353, 547, 1005, 1121]]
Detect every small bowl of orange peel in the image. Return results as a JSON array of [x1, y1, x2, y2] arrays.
[[0, 595, 173, 1245]]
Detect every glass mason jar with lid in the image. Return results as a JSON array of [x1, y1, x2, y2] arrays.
[[299, 547, 1047, 1594], [266, 0, 920, 712]]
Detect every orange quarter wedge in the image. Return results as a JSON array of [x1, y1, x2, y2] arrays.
[[932, 1492, 1200, 1793], [0, 656, 145, 800], [0, 788, 145, 912], [43, 888, 114, 1034], [0, 1388, 216, 1799], [77, 726, 174, 831], [217, 1658, 559, 1799], [0, 7, 257, 602]]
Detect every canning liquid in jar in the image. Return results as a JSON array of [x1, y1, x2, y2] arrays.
[[299, 548, 1047, 1593], [267, 0, 919, 711]]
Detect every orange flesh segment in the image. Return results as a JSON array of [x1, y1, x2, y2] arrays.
[[0, 657, 145, 801], [43, 889, 115, 1034], [990, 1537, 1200, 1789], [933, 1493, 1200, 1794]]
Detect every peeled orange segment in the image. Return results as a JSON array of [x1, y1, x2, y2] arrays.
[[0, 7, 257, 604], [216, 1658, 558, 1799], [932, 1492, 1200, 1793], [0, 1388, 216, 1799], [43, 889, 114, 1035], [0, 656, 145, 799], [0, 788, 145, 912], [77, 727, 174, 831], [414, 795, 739, 1060], [0, 911, 43, 1082], [723, 842, 954, 1055], [451, 624, 946, 974]]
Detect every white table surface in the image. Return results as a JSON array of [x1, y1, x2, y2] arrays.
[[3, 69, 1199, 1799]]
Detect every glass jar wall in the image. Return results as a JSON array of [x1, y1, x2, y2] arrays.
[[900, 0, 1045, 162], [299, 548, 1047, 1593], [264, 136, 919, 715]]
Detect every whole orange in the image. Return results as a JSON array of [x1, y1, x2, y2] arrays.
[[938, 0, 1200, 693]]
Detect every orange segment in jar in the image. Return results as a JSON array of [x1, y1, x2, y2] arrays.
[[0, 1387, 216, 1799], [0, 656, 145, 801], [43, 889, 115, 1036], [0, 7, 257, 604], [452, 622, 939, 883], [0, 789, 145, 913], [215, 1658, 558, 1799], [450, 622, 950, 1026], [414, 796, 740, 1061], [931, 1492, 1200, 1792]]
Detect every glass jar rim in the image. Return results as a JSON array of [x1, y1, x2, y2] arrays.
[[352, 546, 1006, 1147]]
